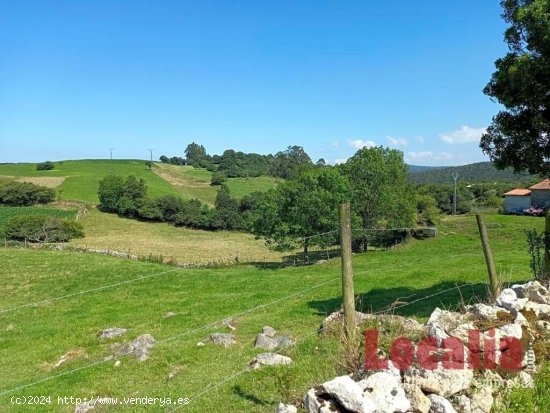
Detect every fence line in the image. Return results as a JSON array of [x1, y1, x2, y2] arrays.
[[0, 256, 484, 401], [0, 275, 343, 398], [0, 267, 189, 315], [166, 282, 480, 411]]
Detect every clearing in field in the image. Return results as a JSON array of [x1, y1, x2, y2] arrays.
[[69, 208, 284, 265], [0, 214, 542, 412], [0, 176, 66, 188], [154, 163, 280, 205]]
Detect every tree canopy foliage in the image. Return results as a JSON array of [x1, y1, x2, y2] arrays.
[[481, 0, 550, 175], [269, 145, 313, 179], [0, 182, 56, 206]]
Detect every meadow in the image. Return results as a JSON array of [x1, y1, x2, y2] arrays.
[[0, 206, 78, 237], [0, 213, 544, 412]]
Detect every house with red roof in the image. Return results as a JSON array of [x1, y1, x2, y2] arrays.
[[504, 179, 550, 214]]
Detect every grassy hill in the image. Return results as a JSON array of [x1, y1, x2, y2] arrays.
[[0, 160, 280, 205], [154, 163, 281, 205], [0, 160, 180, 203], [409, 161, 537, 185], [0, 213, 542, 412]]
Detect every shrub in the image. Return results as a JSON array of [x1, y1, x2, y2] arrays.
[[211, 171, 227, 186], [4, 214, 84, 242], [0, 182, 56, 206], [36, 161, 55, 170], [98, 175, 147, 216]]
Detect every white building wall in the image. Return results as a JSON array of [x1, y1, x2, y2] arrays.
[[505, 195, 531, 213], [531, 190, 550, 208]]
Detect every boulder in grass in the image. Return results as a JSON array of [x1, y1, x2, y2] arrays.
[[97, 327, 127, 339], [208, 333, 237, 348], [118, 334, 156, 361], [249, 353, 292, 370]]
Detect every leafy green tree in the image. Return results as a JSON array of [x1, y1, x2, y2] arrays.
[[36, 161, 55, 171], [185, 142, 208, 167], [159, 155, 169, 163], [211, 171, 227, 185], [340, 147, 417, 229], [0, 182, 55, 206], [481, 0, 550, 175], [252, 168, 352, 253], [269, 145, 313, 179], [213, 185, 242, 230], [416, 194, 440, 226], [97, 175, 147, 216], [4, 214, 84, 242]]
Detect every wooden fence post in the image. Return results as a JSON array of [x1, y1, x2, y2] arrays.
[[340, 203, 356, 341], [476, 214, 500, 300]]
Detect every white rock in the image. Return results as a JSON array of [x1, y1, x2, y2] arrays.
[[98, 327, 127, 339], [465, 304, 503, 321], [404, 383, 431, 413], [322, 375, 380, 413], [276, 403, 298, 413], [262, 326, 277, 337], [117, 334, 156, 361], [360, 372, 411, 413], [209, 332, 236, 348], [404, 367, 473, 397], [524, 301, 550, 318], [255, 334, 280, 351], [497, 288, 517, 306], [524, 281, 550, 304], [471, 387, 494, 413], [427, 394, 457, 413], [304, 388, 341, 413], [249, 353, 292, 370]]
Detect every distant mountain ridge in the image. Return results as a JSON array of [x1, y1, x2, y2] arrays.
[[408, 161, 537, 185]]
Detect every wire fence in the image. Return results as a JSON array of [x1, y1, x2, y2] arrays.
[[0, 228, 487, 412]]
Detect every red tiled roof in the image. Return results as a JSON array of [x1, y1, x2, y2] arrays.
[[530, 179, 550, 190], [504, 189, 532, 196]]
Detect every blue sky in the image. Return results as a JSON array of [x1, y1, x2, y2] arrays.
[[0, 1, 508, 165]]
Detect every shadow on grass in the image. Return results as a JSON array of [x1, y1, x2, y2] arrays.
[[308, 281, 494, 320], [232, 385, 272, 407]]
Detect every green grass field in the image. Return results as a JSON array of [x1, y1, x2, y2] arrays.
[[0, 160, 280, 205], [0, 207, 78, 237], [154, 163, 280, 205], [69, 208, 284, 265], [0, 214, 544, 412], [0, 160, 181, 203]]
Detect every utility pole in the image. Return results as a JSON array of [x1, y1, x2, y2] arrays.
[[148, 149, 153, 162], [340, 203, 356, 342], [109, 148, 114, 160], [452, 172, 459, 215]]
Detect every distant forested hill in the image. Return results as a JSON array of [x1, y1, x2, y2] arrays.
[[408, 162, 537, 185]]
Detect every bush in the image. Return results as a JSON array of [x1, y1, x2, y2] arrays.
[[0, 182, 56, 206], [4, 214, 84, 242], [36, 161, 55, 171], [98, 175, 147, 216], [211, 171, 227, 186]]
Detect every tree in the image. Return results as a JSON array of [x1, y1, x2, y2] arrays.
[[211, 171, 227, 185], [340, 147, 416, 229], [4, 214, 84, 242], [481, 0, 550, 175], [185, 142, 208, 167], [0, 182, 55, 206], [213, 185, 242, 230], [97, 175, 147, 216], [251, 168, 353, 254], [159, 155, 169, 163], [269, 145, 313, 179], [36, 161, 55, 171]]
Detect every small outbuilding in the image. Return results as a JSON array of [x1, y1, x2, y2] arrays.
[[530, 179, 550, 208], [504, 188, 532, 214]]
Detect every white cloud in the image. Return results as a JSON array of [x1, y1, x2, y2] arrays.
[[406, 151, 454, 164], [386, 136, 407, 147], [347, 139, 376, 150], [407, 151, 434, 162], [415, 136, 425, 143], [439, 126, 486, 144], [331, 141, 339, 147]]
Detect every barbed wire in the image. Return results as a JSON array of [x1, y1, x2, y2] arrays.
[[0, 267, 191, 315]]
